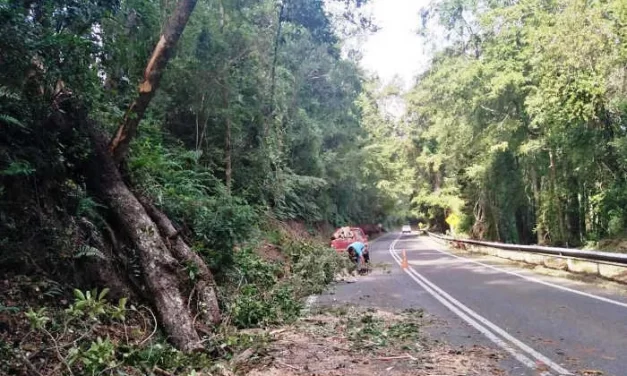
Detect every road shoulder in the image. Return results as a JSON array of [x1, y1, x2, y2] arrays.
[[242, 301, 505, 376], [266, 239, 509, 376]]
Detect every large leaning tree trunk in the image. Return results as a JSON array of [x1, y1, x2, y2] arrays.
[[137, 195, 221, 326], [86, 0, 221, 351], [109, 0, 198, 164], [85, 126, 207, 352], [222, 83, 232, 192]]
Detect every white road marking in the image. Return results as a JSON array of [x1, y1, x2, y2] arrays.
[[388, 247, 544, 372], [407, 237, 627, 309], [389, 237, 571, 376]]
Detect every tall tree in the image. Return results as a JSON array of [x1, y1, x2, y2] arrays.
[[404, 0, 627, 245], [1, 0, 379, 353], [109, 0, 198, 163]]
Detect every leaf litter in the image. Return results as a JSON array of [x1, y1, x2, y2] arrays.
[[238, 305, 506, 376]]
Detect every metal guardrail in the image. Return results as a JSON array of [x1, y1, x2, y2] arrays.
[[427, 232, 627, 266]]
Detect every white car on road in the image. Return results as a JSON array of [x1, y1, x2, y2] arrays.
[[401, 225, 412, 234]]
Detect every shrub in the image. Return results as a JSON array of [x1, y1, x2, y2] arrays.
[[283, 238, 347, 297], [608, 210, 624, 237], [225, 232, 346, 328], [129, 124, 257, 267]]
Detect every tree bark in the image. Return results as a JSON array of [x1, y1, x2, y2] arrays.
[[223, 84, 232, 192], [565, 176, 581, 246], [86, 125, 203, 352], [109, 0, 198, 163], [264, 0, 285, 137], [33, 0, 211, 351], [580, 183, 588, 238], [102, 0, 222, 351], [138, 196, 221, 326], [530, 164, 545, 244], [549, 150, 566, 245]]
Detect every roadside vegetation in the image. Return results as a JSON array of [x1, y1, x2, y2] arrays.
[[0, 0, 385, 373], [387, 0, 627, 248], [1, 222, 348, 375], [2, 0, 627, 374]]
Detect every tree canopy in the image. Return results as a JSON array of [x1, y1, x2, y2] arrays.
[[4, 0, 627, 364], [398, 0, 627, 245], [0, 0, 400, 357]]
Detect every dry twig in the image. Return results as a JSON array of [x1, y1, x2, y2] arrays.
[[139, 305, 158, 346], [153, 366, 175, 376], [373, 353, 418, 361], [276, 360, 301, 371]]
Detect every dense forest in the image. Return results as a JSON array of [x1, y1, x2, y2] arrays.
[[0, 0, 400, 372], [2, 0, 627, 373], [397, 0, 627, 247]]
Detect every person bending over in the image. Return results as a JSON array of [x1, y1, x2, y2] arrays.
[[347, 241, 369, 275]]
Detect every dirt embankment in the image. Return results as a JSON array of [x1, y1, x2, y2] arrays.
[[596, 238, 627, 253]]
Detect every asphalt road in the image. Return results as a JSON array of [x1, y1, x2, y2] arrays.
[[317, 233, 627, 376]]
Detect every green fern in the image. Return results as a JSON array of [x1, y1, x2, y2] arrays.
[[0, 304, 20, 314], [0, 160, 35, 176], [0, 86, 25, 129], [74, 245, 107, 260], [0, 86, 20, 100], [0, 113, 25, 129], [77, 196, 104, 218]]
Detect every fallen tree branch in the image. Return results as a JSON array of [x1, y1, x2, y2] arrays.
[[373, 353, 418, 361], [276, 360, 301, 371], [16, 352, 44, 376], [41, 328, 74, 376], [153, 366, 175, 376]]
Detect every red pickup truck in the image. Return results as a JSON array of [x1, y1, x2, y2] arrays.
[[330, 226, 369, 253]]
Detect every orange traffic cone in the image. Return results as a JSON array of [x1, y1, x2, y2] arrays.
[[401, 249, 409, 269]]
